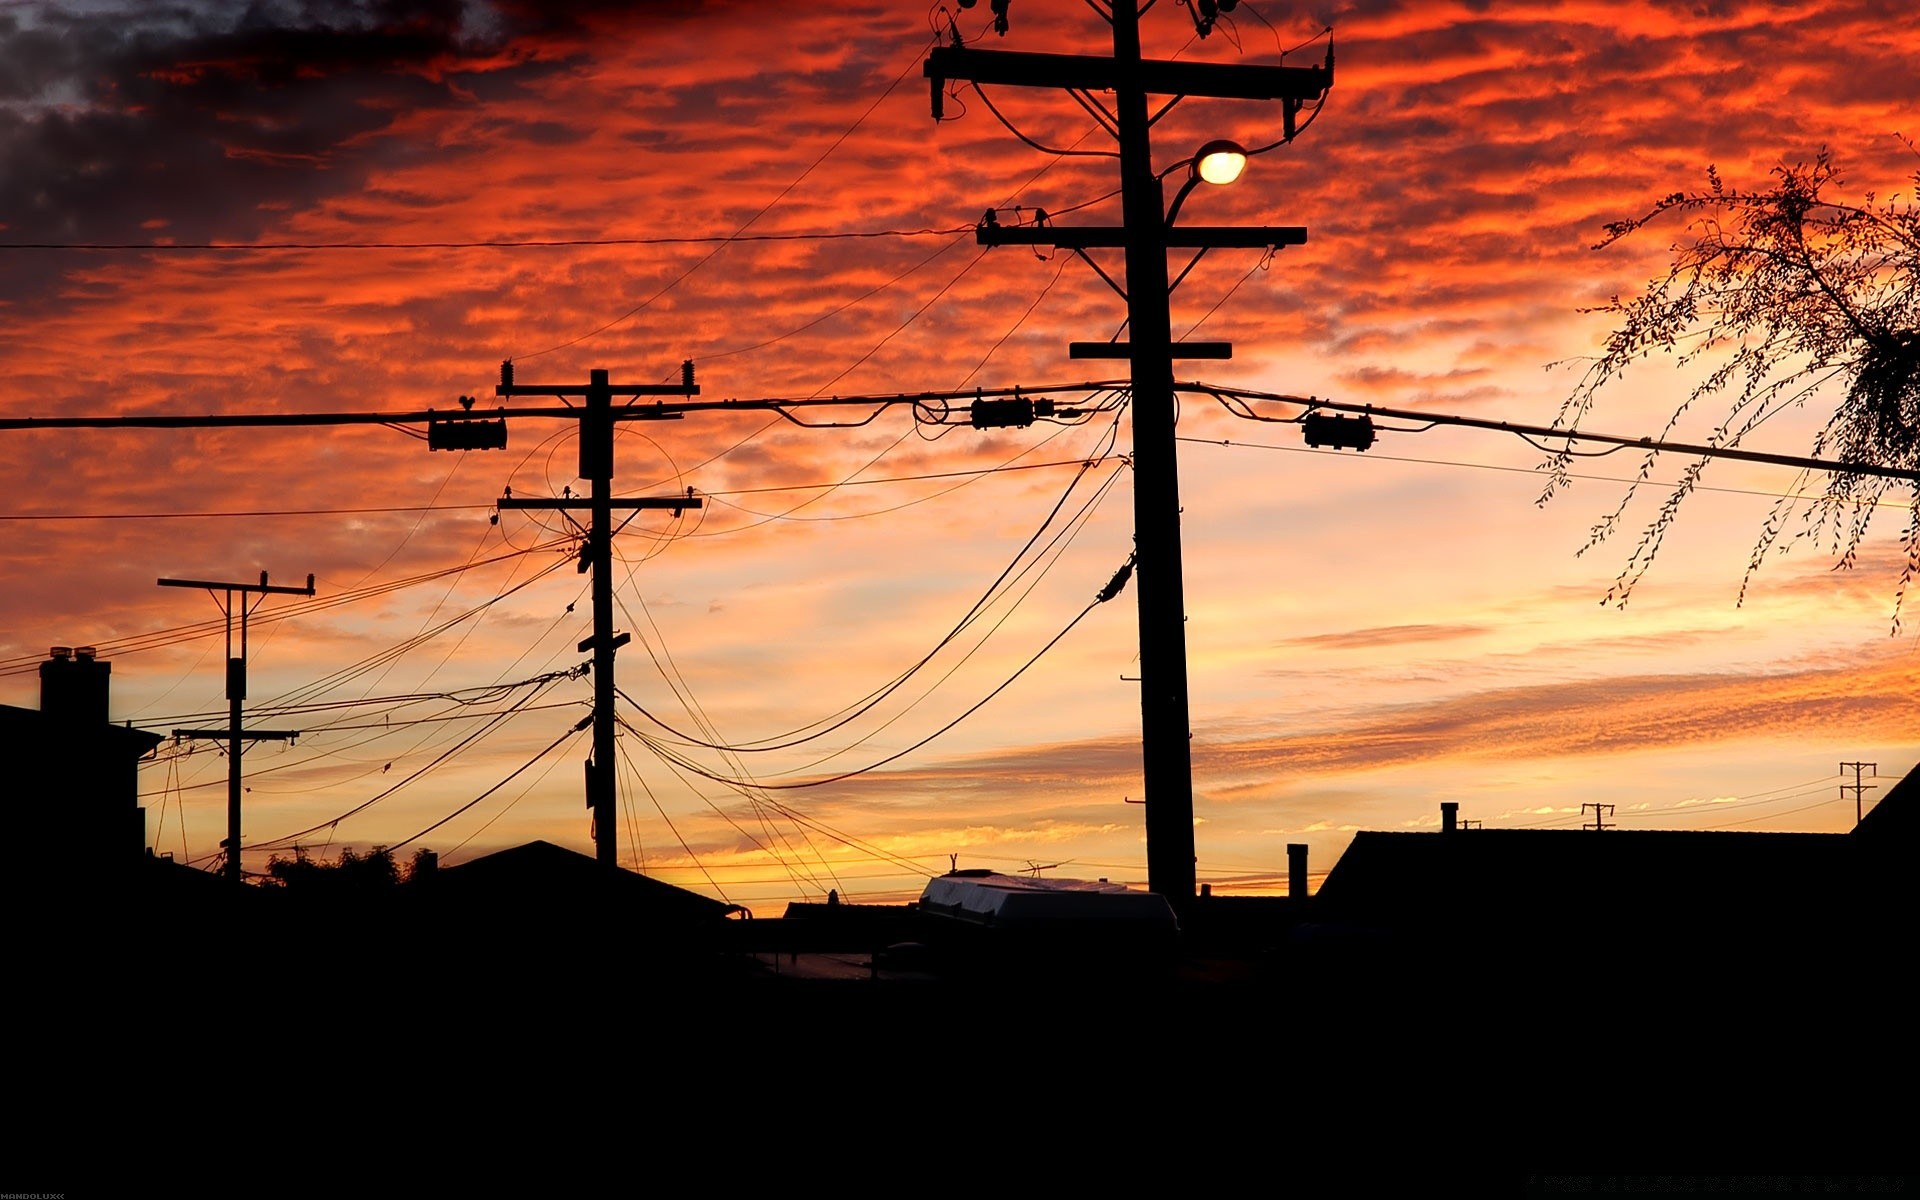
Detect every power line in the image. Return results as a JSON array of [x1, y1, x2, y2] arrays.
[[702, 454, 1122, 498], [1198, 383, 1920, 485], [625, 431, 1124, 755], [436, 730, 582, 864], [0, 228, 971, 253], [740, 451, 1127, 778], [240, 672, 581, 852], [385, 720, 591, 853], [1503, 776, 1845, 829], [1174, 435, 1920, 511], [0, 502, 496, 522], [138, 700, 584, 796], [0, 538, 568, 676], [612, 574, 842, 899], [140, 672, 582, 734], [627, 552, 1134, 792]]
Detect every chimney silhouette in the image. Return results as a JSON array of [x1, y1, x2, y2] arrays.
[[1287, 843, 1308, 898], [24, 644, 156, 870], [41, 645, 110, 728], [1441, 801, 1459, 834]]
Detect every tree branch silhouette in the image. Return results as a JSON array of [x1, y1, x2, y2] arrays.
[[1543, 150, 1920, 628]]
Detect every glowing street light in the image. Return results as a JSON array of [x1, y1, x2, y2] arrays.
[[1193, 138, 1248, 185], [1166, 139, 1249, 225]]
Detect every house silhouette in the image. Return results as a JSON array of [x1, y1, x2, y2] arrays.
[[0, 646, 163, 888]]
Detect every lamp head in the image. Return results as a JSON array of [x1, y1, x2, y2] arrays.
[[1193, 139, 1248, 186]]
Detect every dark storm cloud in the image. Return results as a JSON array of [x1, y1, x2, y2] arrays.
[[0, 1, 612, 300]]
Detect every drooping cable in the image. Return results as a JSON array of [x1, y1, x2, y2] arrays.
[[627, 552, 1136, 792]]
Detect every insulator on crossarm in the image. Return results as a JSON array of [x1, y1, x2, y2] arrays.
[[501, 359, 514, 389]]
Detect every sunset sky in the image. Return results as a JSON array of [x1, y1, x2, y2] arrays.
[[4, 0, 1917, 911]]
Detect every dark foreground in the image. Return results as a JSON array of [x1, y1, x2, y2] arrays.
[[9, 888, 1914, 1196]]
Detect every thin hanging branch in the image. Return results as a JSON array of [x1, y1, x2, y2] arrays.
[[1541, 150, 1920, 629]]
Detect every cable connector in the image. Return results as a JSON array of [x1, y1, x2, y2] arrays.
[[970, 394, 1052, 428], [1302, 411, 1376, 452], [1097, 554, 1136, 603]]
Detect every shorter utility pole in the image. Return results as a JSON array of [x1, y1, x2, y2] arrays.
[[1841, 761, 1878, 825], [1582, 802, 1615, 831], [494, 363, 701, 869], [159, 571, 315, 883]]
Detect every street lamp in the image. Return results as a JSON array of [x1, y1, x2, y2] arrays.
[[1165, 139, 1249, 226], [1193, 139, 1248, 185]]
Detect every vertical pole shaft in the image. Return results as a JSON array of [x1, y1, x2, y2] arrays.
[[586, 369, 617, 869], [1114, 3, 1196, 905], [227, 593, 245, 884]]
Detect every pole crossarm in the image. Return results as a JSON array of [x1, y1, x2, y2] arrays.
[[1074, 342, 1231, 359], [174, 728, 300, 742], [925, 46, 1331, 101], [981, 225, 1306, 249], [497, 496, 704, 513], [158, 575, 316, 597], [493, 383, 698, 398]]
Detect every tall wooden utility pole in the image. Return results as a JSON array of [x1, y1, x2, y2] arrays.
[[926, 6, 1332, 905], [494, 364, 702, 868], [159, 571, 315, 883]]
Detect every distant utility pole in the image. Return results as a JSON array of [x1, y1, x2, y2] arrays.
[[159, 571, 315, 883], [491, 363, 702, 869], [1841, 761, 1878, 825], [926, 5, 1332, 904], [1582, 803, 1615, 832]]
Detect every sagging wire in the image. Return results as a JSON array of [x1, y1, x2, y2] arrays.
[[241, 668, 584, 853], [385, 719, 591, 853], [1180, 245, 1274, 338], [610, 547, 846, 896], [0, 538, 571, 679], [626, 545, 1137, 793], [620, 715, 934, 885], [625, 415, 1125, 755], [616, 709, 836, 903], [437, 723, 582, 862], [765, 462, 1127, 782]]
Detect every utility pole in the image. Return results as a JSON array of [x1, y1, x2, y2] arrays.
[[926, 7, 1332, 904], [1582, 803, 1615, 832], [1841, 761, 1878, 825], [493, 363, 702, 868], [159, 571, 315, 883]]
